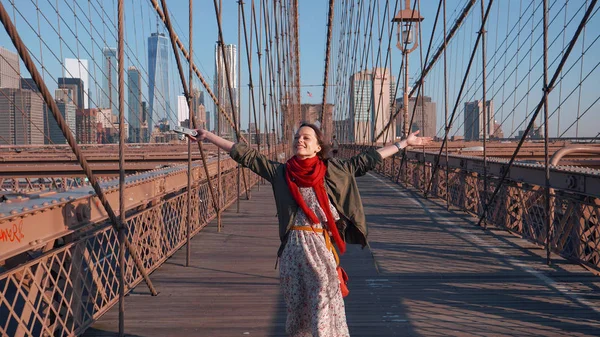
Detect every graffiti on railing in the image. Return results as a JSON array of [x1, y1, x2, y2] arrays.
[[0, 220, 24, 243]]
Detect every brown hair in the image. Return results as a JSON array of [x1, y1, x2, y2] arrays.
[[297, 122, 331, 160]]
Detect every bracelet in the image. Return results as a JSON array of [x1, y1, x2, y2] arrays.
[[394, 141, 404, 151]]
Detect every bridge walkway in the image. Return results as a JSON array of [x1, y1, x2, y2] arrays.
[[85, 173, 600, 336]]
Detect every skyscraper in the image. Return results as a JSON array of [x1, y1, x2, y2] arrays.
[[64, 58, 90, 108], [371, 68, 396, 143], [464, 100, 494, 141], [148, 32, 172, 131], [349, 70, 373, 144], [214, 44, 237, 139], [76, 108, 98, 144], [127, 66, 143, 142], [101, 48, 118, 114], [141, 101, 149, 142], [0, 88, 44, 144], [191, 88, 206, 130], [177, 95, 188, 125], [47, 88, 76, 144], [58, 77, 84, 110], [395, 96, 437, 138], [0, 47, 20, 89], [20, 78, 38, 92]]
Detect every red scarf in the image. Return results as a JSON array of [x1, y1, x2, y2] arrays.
[[285, 155, 346, 254]]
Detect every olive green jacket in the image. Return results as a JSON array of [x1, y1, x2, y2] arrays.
[[230, 143, 383, 253]]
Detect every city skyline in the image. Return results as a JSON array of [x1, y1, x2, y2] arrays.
[[0, 0, 597, 141]]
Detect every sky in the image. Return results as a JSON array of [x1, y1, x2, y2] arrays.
[[0, 0, 598, 138]]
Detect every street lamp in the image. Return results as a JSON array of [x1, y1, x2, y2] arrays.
[[392, 0, 423, 138]]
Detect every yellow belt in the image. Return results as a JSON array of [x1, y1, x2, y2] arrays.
[[290, 225, 340, 265]]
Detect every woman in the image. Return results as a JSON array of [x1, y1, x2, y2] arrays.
[[191, 123, 431, 336]]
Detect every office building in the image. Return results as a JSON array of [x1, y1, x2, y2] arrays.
[[0, 47, 20, 89], [371, 68, 396, 143], [101, 48, 118, 114], [464, 100, 494, 141], [76, 108, 98, 144], [0, 88, 44, 144], [45, 88, 76, 144], [58, 78, 84, 109], [64, 58, 90, 108], [191, 89, 206, 130], [20, 78, 38, 92], [128, 66, 143, 142], [349, 70, 372, 144], [141, 101, 149, 142], [395, 96, 437, 138], [177, 95, 188, 125]]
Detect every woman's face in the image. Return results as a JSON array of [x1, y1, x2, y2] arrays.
[[293, 126, 322, 159]]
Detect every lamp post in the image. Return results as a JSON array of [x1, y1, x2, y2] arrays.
[[392, 0, 423, 138]]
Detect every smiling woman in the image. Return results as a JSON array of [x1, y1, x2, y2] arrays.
[[188, 122, 431, 336], [293, 123, 330, 160]]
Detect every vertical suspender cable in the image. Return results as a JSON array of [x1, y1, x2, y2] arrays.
[[244, 0, 260, 193], [543, 0, 552, 265], [117, 0, 126, 335], [186, 0, 193, 267], [480, 0, 489, 228], [237, 0, 242, 213], [443, 0, 450, 209], [321, 0, 335, 123], [217, 0, 223, 231], [239, 1, 249, 201]]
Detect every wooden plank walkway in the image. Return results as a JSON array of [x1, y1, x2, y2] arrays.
[[85, 173, 600, 336]]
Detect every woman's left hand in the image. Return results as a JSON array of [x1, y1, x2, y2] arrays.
[[406, 130, 433, 147]]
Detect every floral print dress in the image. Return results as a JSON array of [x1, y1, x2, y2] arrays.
[[279, 186, 350, 337]]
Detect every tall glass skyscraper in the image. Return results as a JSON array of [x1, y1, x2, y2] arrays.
[[148, 32, 171, 131], [214, 44, 237, 139], [101, 48, 118, 114], [127, 66, 142, 142]]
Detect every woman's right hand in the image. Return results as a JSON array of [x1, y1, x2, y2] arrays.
[[189, 128, 208, 142], [188, 128, 235, 152]]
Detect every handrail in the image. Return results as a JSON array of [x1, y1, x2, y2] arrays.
[[550, 145, 600, 166]]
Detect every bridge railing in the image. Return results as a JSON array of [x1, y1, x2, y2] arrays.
[[0, 146, 279, 337], [341, 145, 600, 275]]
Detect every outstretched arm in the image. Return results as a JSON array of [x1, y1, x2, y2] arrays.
[[189, 128, 235, 152], [189, 128, 279, 182], [376, 130, 433, 159]]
